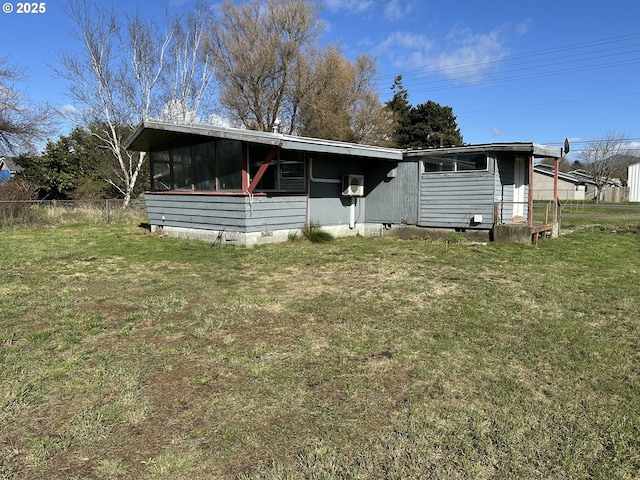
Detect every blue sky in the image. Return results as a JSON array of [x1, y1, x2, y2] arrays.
[[2, 0, 639, 157]]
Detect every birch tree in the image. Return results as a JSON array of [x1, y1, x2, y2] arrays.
[[162, 2, 217, 123], [59, 0, 214, 206]]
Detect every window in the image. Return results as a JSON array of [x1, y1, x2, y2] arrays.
[[248, 146, 305, 192], [149, 140, 241, 192], [423, 153, 487, 172], [193, 142, 216, 190], [217, 140, 243, 191], [150, 150, 171, 191]]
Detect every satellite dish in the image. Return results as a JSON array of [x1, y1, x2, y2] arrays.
[[563, 138, 570, 155]]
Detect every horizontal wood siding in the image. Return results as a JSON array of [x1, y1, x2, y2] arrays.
[[145, 194, 307, 233], [245, 196, 307, 232], [419, 173, 495, 229]]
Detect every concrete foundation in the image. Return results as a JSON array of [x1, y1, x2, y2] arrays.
[[382, 225, 492, 242]]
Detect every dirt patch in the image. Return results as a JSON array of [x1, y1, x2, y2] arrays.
[[610, 227, 640, 234]]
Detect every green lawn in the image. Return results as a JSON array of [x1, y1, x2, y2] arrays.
[[1, 219, 639, 479]]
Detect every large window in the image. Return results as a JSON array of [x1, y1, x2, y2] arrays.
[[423, 153, 488, 172], [149, 140, 241, 192], [248, 145, 305, 192]]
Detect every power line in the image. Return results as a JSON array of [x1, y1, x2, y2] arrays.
[[457, 92, 640, 116], [376, 31, 640, 86], [376, 31, 640, 97]]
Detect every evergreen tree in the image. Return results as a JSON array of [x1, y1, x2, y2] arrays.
[[386, 75, 463, 149], [386, 75, 411, 147]]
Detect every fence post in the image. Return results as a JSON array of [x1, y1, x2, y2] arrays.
[[105, 199, 110, 224]]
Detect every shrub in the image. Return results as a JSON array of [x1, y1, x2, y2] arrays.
[[446, 232, 467, 244], [0, 178, 38, 226], [301, 223, 334, 243]]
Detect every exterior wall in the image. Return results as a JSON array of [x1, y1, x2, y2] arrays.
[[365, 161, 419, 225], [533, 172, 586, 201], [629, 163, 640, 202], [307, 154, 369, 229], [145, 193, 307, 237], [419, 169, 496, 230]]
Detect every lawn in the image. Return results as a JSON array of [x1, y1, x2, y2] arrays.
[[1, 217, 639, 479]]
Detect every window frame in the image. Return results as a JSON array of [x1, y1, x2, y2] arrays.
[[422, 153, 489, 173]]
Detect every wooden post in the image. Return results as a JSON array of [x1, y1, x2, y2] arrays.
[[528, 155, 534, 226], [553, 158, 559, 225]]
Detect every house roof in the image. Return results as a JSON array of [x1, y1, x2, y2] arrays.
[[404, 142, 563, 159], [125, 120, 404, 161], [0, 157, 24, 174], [125, 121, 564, 163], [533, 164, 595, 185]]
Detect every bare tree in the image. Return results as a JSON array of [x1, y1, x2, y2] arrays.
[[0, 59, 57, 156], [162, 1, 217, 123], [297, 49, 393, 145], [576, 132, 634, 202], [210, 0, 321, 133], [58, 0, 214, 206]]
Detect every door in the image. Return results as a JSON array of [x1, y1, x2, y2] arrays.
[[513, 156, 525, 220]]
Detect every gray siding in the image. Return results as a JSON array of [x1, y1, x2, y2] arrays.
[[419, 172, 496, 229], [366, 161, 419, 224], [307, 154, 369, 227], [145, 193, 307, 233]]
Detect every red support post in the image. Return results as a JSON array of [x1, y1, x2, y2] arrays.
[[553, 158, 559, 225], [528, 155, 534, 227], [247, 147, 277, 193]]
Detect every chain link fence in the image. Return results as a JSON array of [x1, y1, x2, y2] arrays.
[[0, 199, 147, 227]]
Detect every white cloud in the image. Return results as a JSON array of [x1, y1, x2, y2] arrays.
[[515, 19, 532, 36], [377, 23, 511, 84], [61, 104, 78, 115], [492, 127, 502, 137], [384, 0, 414, 22], [324, 0, 374, 14], [377, 32, 434, 55]]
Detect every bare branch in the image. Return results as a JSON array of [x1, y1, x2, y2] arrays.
[[0, 58, 57, 155]]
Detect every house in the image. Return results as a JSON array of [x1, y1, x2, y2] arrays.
[[125, 121, 563, 245], [0, 157, 24, 186], [629, 162, 640, 202], [533, 164, 591, 201]]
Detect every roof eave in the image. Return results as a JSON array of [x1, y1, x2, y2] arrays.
[[125, 120, 403, 161], [405, 142, 563, 159]]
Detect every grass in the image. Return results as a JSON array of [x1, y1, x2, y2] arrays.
[[1, 215, 639, 478]]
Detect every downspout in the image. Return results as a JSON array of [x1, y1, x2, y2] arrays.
[[349, 197, 356, 229]]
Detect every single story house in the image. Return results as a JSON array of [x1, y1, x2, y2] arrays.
[[125, 121, 563, 245], [533, 164, 591, 201]]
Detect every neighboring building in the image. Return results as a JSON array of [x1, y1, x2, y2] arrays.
[[125, 121, 563, 246], [629, 162, 640, 202], [0, 157, 24, 186], [533, 164, 591, 201], [533, 165, 630, 203]]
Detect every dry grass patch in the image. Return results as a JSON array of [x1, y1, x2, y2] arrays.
[[1, 223, 640, 478]]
